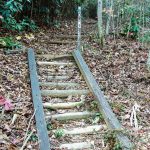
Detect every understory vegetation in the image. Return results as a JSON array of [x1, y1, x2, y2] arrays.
[[0, 0, 149, 37]]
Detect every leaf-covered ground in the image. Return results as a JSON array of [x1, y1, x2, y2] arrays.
[[0, 19, 150, 150]]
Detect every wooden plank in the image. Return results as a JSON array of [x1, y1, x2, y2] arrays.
[[41, 89, 90, 97], [46, 111, 96, 121], [39, 68, 75, 73], [43, 100, 84, 109], [45, 75, 69, 80], [36, 54, 73, 60], [60, 141, 94, 149], [54, 35, 87, 39], [37, 61, 74, 66], [28, 48, 50, 150], [52, 125, 106, 135], [47, 41, 74, 44], [72, 50, 133, 150], [39, 82, 80, 88]]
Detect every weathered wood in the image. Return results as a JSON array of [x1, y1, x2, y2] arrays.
[[59, 141, 94, 149], [43, 100, 84, 109], [41, 90, 90, 97], [147, 50, 150, 71], [28, 48, 50, 150], [46, 111, 96, 121], [47, 41, 74, 44], [39, 82, 80, 87], [97, 0, 104, 46], [36, 54, 73, 60], [45, 75, 69, 80], [37, 61, 74, 66], [39, 68, 75, 74], [54, 35, 87, 39], [4, 49, 26, 55], [39, 72, 68, 76], [72, 50, 133, 150], [53, 125, 106, 135], [77, 7, 82, 50]]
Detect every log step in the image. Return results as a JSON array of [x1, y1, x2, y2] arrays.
[[39, 82, 80, 88], [54, 35, 87, 39], [53, 125, 106, 135], [46, 111, 97, 121], [36, 54, 73, 60], [41, 90, 90, 97], [59, 141, 94, 149], [37, 61, 74, 66], [39, 68, 75, 73], [44, 75, 70, 80], [39, 72, 68, 76], [47, 41, 74, 44], [43, 100, 84, 109]]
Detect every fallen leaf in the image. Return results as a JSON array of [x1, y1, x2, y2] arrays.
[[0, 96, 13, 110]]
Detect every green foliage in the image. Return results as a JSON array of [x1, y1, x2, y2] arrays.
[[104, 131, 122, 150], [0, 0, 37, 31], [47, 124, 52, 131], [29, 133, 38, 142], [54, 129, 64, 138], [82, 0, 97, 18], [0, 37, 21, 48], [21, 17, 38, 31], [119, 1, 150, 40], [140, 31, 150, 43], [124, 17, 140, 38], [0, 0, 23, 30]]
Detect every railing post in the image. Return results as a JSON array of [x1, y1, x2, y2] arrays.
[[77, 6, 82, 51]]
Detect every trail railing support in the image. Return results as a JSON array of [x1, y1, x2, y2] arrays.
[[77, 6, 82, 51], [72, 49, 133, 150], [28, 48, 50, 150]]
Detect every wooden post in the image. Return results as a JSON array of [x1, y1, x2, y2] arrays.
[[97, 0, 104, 46], [77, 6, 82, 50], [147, 50, 150, 71]]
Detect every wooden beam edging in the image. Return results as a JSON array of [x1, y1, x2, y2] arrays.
[[72, 50, 133, 150], [28, 48, 50, 150]]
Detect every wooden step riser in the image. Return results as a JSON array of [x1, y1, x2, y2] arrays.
[[46, 112, 97, 121], [43, 100, 84, 109], [41, 90, 90, 97], [39, 82, 80, 88], [52, 125, 106, 135]]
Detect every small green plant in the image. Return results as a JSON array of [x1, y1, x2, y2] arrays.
[[140, 31, 150, 44], [104, 131, 122, 150], [47, 124, 52, 131], [90, 101, 99, 110], [124, 17, 140, 38], [110, 102, 125, 112], [54, 129, 64, 138], [29, 133, 38, 142], [0, 37, 21, 48], [93, 113, 104, 123]]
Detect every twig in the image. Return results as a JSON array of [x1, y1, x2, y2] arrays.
[[20, 129, 34, 150], [23, 110, 36, 141]]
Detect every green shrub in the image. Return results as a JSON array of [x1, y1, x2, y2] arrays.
[[0, 37, 21, 48], [0, 0, 37, 32]]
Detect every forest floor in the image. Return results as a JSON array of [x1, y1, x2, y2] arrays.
[[0, 19, 150, 150]]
